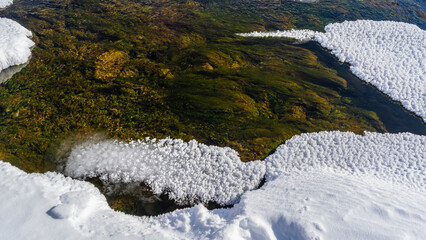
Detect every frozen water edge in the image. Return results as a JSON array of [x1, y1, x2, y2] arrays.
[[239, 20, 426, 122], [1, 131, 426, 239]]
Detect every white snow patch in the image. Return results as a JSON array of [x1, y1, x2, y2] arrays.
[[1, 131, 426, 239], [266, 131, 426, 191], [223, 169, 426, 240], [0, 0, 12, 8], [239, 20, 426, 121], [0, 18, 34, 73], [0, 0, 34, 74], [237, 29, 316, 42], [65, 138, 265, 205]]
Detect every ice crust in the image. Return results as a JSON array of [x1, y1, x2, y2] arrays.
[[240, 20, 426, 121], [65, 138, 266, 205], [2, 131, 426, 239]]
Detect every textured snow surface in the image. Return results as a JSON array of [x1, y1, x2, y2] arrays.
[[0, 0, 12, 8], [266, 131, 426, 191], [240, 20, 426, 121], [2, 131, 426, 239], [65, 138, 265, 205], [0, 18, 34, 73]]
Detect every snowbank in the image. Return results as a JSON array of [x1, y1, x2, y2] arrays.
[[2, 131, 426, 239], [65, 138, 265, 205], [239, 20, 426, 121]]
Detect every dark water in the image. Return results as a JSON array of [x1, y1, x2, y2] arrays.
[[301, 41, 426, 135]]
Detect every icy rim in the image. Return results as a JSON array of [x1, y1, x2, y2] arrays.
[[239, 20, 426, 122], [2, 131, 426, 239]]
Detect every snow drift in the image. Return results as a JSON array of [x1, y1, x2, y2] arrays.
[[240, 20, 426, 121]]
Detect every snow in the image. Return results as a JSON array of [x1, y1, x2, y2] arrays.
[[0, 0, 34, 75], [0, 0, 12, 8], [223, 169, 426, 240], [1, 131, 426, 239], [265, 131, 426, 191], [65, 138, 265, 205], [239, 20, 426, 121], [237, 29, 316, 42]]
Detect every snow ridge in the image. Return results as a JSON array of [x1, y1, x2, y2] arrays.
[[65, 138, 265, 205], [239, 20, 426, 121]]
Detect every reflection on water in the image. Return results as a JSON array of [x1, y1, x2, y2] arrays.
[[0, 63, 28, 84]]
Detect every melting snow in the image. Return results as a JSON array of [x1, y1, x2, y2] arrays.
[[240, 20, 426, 121], [1, 131, 426, 239]]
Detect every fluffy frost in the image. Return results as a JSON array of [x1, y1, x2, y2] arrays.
[[0, 18, 34, 73], [240, 20, 426, 121], [65, 138, 265, 205], [2, 131, 426, 239]]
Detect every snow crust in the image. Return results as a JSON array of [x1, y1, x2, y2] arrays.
[[2, 131, 426, 239], [65, 138, 265, 205], [239, 20, 426, 121]]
